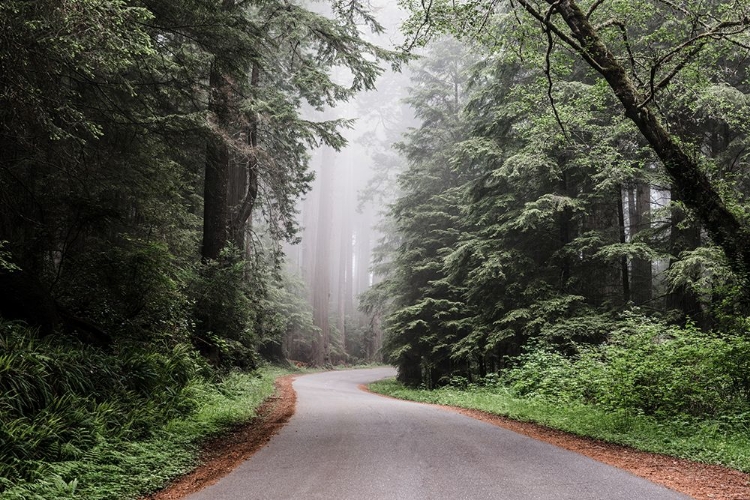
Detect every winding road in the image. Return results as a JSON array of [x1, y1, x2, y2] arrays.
[[187, 367, 689, 499]]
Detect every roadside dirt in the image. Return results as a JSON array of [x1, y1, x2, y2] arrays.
[[146, 373, 749, 500], [446, 406, 750, 500], [360, 384, 750, 500], [143, 374, 297, 500]]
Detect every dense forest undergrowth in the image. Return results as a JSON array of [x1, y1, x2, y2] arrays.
[[0, 317, 288, 499]]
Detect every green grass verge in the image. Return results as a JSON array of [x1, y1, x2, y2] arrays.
[[1, 367, 290, 500], [370, 379, 750, 473]]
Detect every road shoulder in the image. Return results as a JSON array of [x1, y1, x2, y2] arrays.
[[143, 374, 297, 500], [363, 383, 749, 500]]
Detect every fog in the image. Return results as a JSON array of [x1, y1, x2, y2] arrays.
[[282, 1, 415, 365]]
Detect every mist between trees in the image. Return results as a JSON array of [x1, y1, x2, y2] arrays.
[[3, 0, 750, 494]]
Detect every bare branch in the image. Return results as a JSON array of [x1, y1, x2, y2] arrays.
[[639, 42, 706, 108], [402, 0, 435, 52], [653, 18, 750, 70], [514, 0, 606, 73], [596, 18, 643, 86], [475, 0, 503, 36], [635, 17, 750, 106], [543, 0, 569, 139], [586, 0, 607, 19]]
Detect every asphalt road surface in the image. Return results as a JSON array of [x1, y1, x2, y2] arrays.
[[187, 367, 689, 500]]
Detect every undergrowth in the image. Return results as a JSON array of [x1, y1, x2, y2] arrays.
[[0, 320, 287, 499]]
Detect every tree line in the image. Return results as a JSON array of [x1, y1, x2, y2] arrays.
[[368, 0, 750, 388], [0, 0, 402, 364]]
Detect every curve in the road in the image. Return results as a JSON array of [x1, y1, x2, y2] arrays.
[[187, 367, 689, 500]]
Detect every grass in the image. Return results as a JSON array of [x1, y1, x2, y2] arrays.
[[370, 379, 750, 473], [0, 367, 290, 500]]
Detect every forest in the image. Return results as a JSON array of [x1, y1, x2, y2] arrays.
[[3, 0, 750, 497]]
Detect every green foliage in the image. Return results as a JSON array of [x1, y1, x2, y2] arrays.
[[503, 315, 750, 421], [1, 363, 284, 499], [0, 320, 205, 488], [0, 242, 18, 272], [665, 246, 748, 328], [259, 268, 319, 363], [189, 248, 260, 370], [379, 38, 478, 387]]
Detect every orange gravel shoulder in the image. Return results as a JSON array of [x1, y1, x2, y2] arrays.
[[443, 406, 750, 500], [361, 384, 750, 500], [142, 374, 297, 500], [447, 406, 750, 500]]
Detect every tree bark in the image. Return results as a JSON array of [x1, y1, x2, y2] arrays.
[[230, 63, 260, 254], [617, 185, 630, 303], [631, 182, 652, 305], [312, 147, 335, 366], [201, 60, 231, 261]]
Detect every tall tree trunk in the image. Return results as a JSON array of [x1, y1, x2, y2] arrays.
[[312, 147, 335, 366], [631, 182, 652, 306], [201, 61, 231, 261], [230, 63, 260, 256], [617, 185, 630, 303], [558, 170, 573, 291], [337, 208, 351, 360], [355, 213, 372, 297]]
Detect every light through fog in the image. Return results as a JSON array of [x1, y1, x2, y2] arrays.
[[282, 0, 416, 365]]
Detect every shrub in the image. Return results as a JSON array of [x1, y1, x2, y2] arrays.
[[502, 314, 750, 422]]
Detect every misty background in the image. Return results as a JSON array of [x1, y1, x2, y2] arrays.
[[281, 1, 414, 365]]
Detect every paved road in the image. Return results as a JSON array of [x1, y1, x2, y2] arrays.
[[187, 367, 689, 500]]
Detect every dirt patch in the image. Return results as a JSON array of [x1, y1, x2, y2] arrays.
[[360, 384, 749, 500], [143, 374, 297, 500]]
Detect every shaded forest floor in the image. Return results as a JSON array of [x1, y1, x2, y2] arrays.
[[147, 371, 748, 500]]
